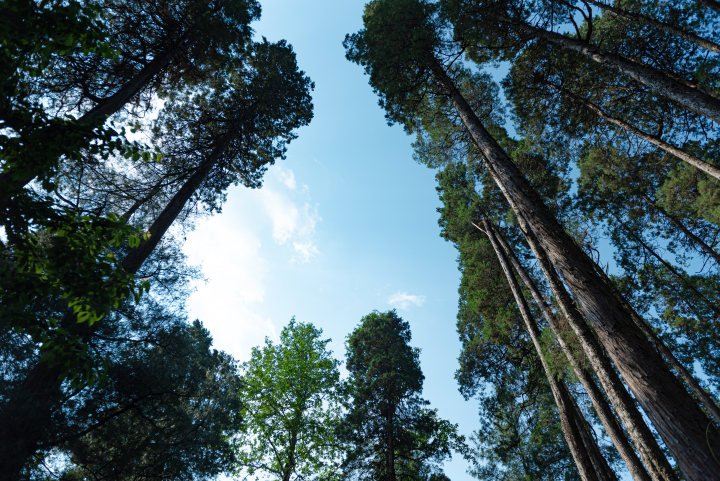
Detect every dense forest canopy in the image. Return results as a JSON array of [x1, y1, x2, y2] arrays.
[[1, 0, 719, 480]]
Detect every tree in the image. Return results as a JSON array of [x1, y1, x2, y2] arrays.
[[49, 320, 241, 481], [233, 319, 345, 481], [436, 164, 631, 481], [344, 2, 719, 478], [0, 244, 242, 481], [1, 18, 314, 481], [340, 310, 466, 481]]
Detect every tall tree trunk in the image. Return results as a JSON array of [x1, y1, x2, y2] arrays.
[[481, 217, 603, 481], [589, 255, 720, 426], [544, 81, 720, 181], [640, 194, 720, 266], [581, 0, 720, 54], [477, 220, 652, 481], [570, 395, 620, 481], [0, 127, 235, 481], [498, 205, 680, 481], [483, 11, 720, 123], [431, 64, 719, 481]]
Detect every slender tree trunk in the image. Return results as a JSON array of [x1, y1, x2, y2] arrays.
[[640, 194, 720, 265], [386, 407, 396, 481], [544, 81, 720, 181], [0, 126, 236, 481], [477, 220, 652, 481], [431, 64, 719, 481], [483, 11, 720, 123], [481, 217, 603, 481], [282, 429, 298, 481], [121, 155, 219, 273], [80, 36, 190, 125], [581, 0, 720, 54], [571, 395, 621, 481]]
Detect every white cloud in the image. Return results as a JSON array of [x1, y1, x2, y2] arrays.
[[183, 204, 276, 361], [260, 185, 322, 263], [292, 240, 320, 263], [181, 165, 322, 361], [262, 189, 300, 244], [387, 291, 427, 310], [276, 166, 297, 190]]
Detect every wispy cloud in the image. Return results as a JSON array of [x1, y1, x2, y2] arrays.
[[292, 241, 320, 263], [276, 166, 297, 190], [387, 291, 426, 310], [260, 169, 321, 263]]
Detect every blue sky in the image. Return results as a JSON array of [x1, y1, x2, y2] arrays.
[[183, 0, 482, 478]]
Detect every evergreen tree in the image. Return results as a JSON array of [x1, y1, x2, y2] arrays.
[[1, 246, 241, 481], [344, 1, 719, 478], [340, 310, 466, 481]]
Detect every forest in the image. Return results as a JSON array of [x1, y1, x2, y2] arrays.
[[1, 0, 719, 480]]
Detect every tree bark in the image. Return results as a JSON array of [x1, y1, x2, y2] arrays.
[[481, 217, 603, 481], [590, 254, 720, 426], [640, 194, 720, 266], [496, 199, 680, 481], [544, 81, 720, 181], [571, 394, 621, 481], [432, 64, 719, 481], [581, 0, 720, 54], [483, 11, 720, 123], [478, 220, 652, 481]]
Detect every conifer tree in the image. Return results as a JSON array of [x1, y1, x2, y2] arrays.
[[344, 1, 719, 479], [340, 310, 466, 481]]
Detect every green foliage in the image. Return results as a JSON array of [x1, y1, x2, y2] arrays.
[[435, 161, 585, 479], [49, 320, 241, 481], [344, 0, 448, 130], [0, 0, 302, 386], [340, 310, 467, 481], [234, 319, 345, 481]]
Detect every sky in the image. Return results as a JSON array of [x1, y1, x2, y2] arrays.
[[181, 0, 483, 479]]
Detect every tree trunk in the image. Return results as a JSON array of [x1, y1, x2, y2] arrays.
[[570, 394, 620, 481], [484, 11, 720, 123], [282, 428, 298, 481], [500, 206, 680, 481], [640, 194, 720, 266], [481, 217, 603, 481], [0, 126, 235, 481], [590, 255, 720, 426], [432, 64, 719, 481], [582, 0, 720, 54], [544, 81, 720, 181], [386, 407, 396, 481], [478, 220, 652, 481]]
